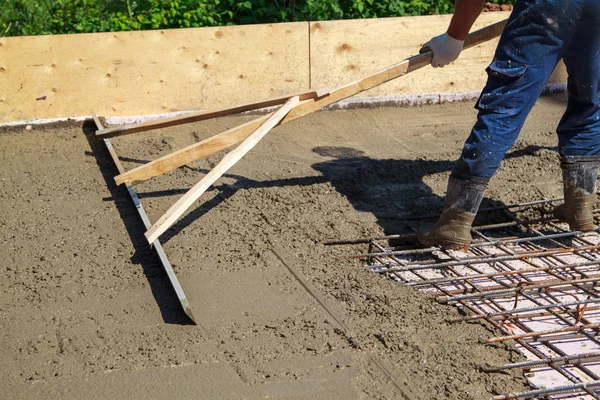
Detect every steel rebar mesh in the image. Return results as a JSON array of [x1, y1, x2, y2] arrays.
[[325, 199, 600, 399]]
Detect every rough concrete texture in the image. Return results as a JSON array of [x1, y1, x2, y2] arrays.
[[1, 93, 572, 399]]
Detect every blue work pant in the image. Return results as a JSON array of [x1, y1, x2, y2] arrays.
[[454, 0, 600, 180]]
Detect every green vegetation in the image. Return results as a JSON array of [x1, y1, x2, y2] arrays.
[[1, 0, 513, 37]]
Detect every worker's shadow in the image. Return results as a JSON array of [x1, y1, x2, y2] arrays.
[[82, 120, 193, 325], [310, 145, 556, 237]]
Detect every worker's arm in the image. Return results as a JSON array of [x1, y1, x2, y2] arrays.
[[421, 0, 486, 67], [448, 0, 486, 40]]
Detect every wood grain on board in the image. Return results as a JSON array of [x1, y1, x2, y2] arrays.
[[1, 13, 567, 124], [0, 23, 309, 123], [309, 12, 566, 99]]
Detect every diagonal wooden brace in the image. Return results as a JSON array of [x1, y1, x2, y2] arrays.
[[115, 114, 271, 185], [144, 95, 301, 243]]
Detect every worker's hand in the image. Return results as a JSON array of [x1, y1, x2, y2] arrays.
[[420, 33, 464, 68]]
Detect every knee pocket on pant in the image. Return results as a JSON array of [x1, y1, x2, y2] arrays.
[[476, 59, 529, 114]]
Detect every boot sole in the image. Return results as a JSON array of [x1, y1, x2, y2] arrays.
[[570, 223, 595, 232]]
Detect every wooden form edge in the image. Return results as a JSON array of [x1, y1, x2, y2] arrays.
[[91, 112, 196, 323], [144, 96, 300, 243], [113, 18, 507, 187], [96, 90, 319, 138]]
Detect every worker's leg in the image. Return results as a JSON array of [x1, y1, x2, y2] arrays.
[[554, 0, 600, 231], [455, 0, 582, 179], [554, 157, 600, 231], [418, 176, 487, 250], [420, 0, 582, 249], [556, 0, 600, 158]]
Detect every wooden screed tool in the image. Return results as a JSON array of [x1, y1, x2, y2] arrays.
[[97, 19, 508, 244]]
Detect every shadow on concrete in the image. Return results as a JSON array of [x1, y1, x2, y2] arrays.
[[158, 174, 329, 244], [310, 144, 558, 236], [82, 120, 193, 325], [91, 123, 558, 253]]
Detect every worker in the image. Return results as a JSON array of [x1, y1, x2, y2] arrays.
[[417, 0, 600, 250]]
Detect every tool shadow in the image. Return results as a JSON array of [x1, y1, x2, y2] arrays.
[[310, 145, 557, 237], [83, 120, 193, 325]]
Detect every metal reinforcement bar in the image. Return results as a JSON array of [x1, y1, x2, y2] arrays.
[[366, 243, 594, 394], [486, 323, 600, 343], [491, 381, 600, 400], [340, 198, 600, 399], [367, 246, 600, 275], [482, 352, 600, 372], [91, 114, 196, 324], [523, 332, 597, 343], [322, 205, 600, 247], [369, 239, 600, 396], [434, 280, 599, 298], [403, 262, 600, 286], [451, 306, 600, 323], [437, 276, 600, 304], [446, 298, 600, 323], [318, 208, 589, 246], [435, 240, 600, 383], [356, 229, 600, 259]]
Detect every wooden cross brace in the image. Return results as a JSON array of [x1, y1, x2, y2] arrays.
[[96, 20, 507, 244]]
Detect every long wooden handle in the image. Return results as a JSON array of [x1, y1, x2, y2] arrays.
[[285, 19, 507, 122]]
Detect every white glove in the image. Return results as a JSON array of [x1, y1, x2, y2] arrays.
[[421, 33, 464, 68]]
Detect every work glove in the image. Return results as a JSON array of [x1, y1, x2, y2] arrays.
[[420, 33, 464, 68]]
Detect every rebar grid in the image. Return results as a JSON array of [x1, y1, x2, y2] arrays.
[[325, 199, 600, 399]]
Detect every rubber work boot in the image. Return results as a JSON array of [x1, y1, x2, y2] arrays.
[[418, 176, 488, 250], [554, 156, 600, 232]]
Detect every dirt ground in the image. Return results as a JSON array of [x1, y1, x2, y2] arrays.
[[1, 93, 571, 399]]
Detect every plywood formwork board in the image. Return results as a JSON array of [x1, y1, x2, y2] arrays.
[[309, 13, 567, 98], [1, 14, 568, 125], [0, 23, 309, 124]]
